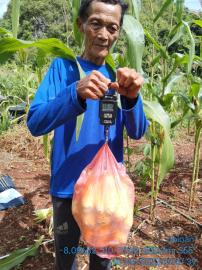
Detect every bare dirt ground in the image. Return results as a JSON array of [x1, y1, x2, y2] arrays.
[[0, 124, 201, 270]]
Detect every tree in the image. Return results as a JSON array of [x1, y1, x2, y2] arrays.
[[0, 0, 73, 44]]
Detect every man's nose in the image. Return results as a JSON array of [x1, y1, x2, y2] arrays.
[[97, 27, 108, 40]]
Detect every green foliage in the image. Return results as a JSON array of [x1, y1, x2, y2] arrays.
[[0, 0, 74, 45], [0, 236, 44, 270], [12, 0, 21, 38], [72, 0, 83, 47], [0, 63, 37, 100], [128, 0, 142, 21], [153, 0, 173, 23], [122, 15, 145, 72], [0, 37, 76, 62], [134, 143, 152, 187], [143, 100, 175, 185]]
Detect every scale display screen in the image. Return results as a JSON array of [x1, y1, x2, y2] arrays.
[[102, 103, 114, 111]]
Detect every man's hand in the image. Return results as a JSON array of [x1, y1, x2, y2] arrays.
[[110, 67, 144, 99], [77, 70, 111, 100]]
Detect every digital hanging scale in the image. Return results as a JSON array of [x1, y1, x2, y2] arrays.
[[99, 94, 117, 143]]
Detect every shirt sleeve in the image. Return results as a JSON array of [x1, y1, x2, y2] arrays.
[[121, 94, 149, 139], [27, 58, 86, 137]]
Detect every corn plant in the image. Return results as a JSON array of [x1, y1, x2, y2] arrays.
[[34, 208, 53, 236], [0, 236, 44, 270], [177, 73, 202, 209], [138, 0, 201, 220]]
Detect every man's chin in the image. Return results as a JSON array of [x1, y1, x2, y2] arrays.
[[95, 50, 109, 59]]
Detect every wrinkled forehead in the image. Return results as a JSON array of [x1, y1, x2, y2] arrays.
[[86, 1, 122, 25]]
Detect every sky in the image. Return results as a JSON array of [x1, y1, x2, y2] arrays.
[[0, 0, 10, 19], [184, 0, 202, 11], [0, 0, 201, 19]]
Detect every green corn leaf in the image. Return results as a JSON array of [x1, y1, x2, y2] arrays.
[[153, 0, 172, 23], [159, 93, 174, 108], [114, 53, 127, 68], [158, 132, 174, 187], [182, 21, 195, 74], [193, 20, 202, 28], [75, 60, 86, 142], [0, 38, 31, 53], [12, 0, 21, 38], [36, 49, 47, 70], [34, 39, 76, 60], [172, 53, 190, 66], [177, 93, 195, 111], [189, 82, 201, 98], [143, 101, 174, 186], [144, 30, 167, 59], [122, 15, 145, 72], [0, 38, 76, 61], [171, 108, 189, 128], [76, 113, 84, 142], [168, 23, 186, 47], [176, 0, 184, 23], [143, 144, 151, 156], [105, 54, 116, 73], [72, 0, 83, 46], [151, 54, 161, 66], [193, 55, 202, 65], [143, 100, 171, 133], [164, 74, 184, 95], [0, 236, 44, 270], [130, 0, 141, 21], [0, 28, 13, 37]]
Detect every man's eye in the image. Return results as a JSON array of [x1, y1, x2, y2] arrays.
[[108, 26, 119, 33], [90, 22, 101, 29]]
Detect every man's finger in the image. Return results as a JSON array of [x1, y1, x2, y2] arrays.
[[135, 76, 144, 87], [118, 73, 128, 87], [109, 82, 119, 91], [91, 77, 108, 94], [88, 82, 105, 98], [92, 70, 111, 85], [85, 89, 99, 100], [131, 77, 144, 90], [117, 68, 131, 86], [124, 76, 134, 89]]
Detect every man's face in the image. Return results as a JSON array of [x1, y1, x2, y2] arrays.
[[78, 1, 121, 65]]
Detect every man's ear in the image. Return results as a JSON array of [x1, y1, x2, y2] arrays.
[[77, 18, 84, 33]]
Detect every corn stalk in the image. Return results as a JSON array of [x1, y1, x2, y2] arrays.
[[12, 0, 21, 38], [189, 120, 202, 209]]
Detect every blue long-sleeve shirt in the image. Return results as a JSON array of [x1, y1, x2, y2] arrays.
[[27, 57, 149, 198]]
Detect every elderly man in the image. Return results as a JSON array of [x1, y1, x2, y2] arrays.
[[27, 0, 148, 269]]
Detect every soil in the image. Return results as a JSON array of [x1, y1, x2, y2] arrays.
[[0, 124, 201, 270]]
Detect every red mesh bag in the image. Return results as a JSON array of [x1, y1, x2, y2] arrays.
[[72, 143, 135, 259]]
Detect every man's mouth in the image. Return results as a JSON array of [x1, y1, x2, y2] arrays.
[[94, 44, 108, 48]]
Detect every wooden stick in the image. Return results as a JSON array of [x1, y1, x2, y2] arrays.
[[132, 219, 148, 236], [138, 201, 161, 212], [157, 198, 202, 228]]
